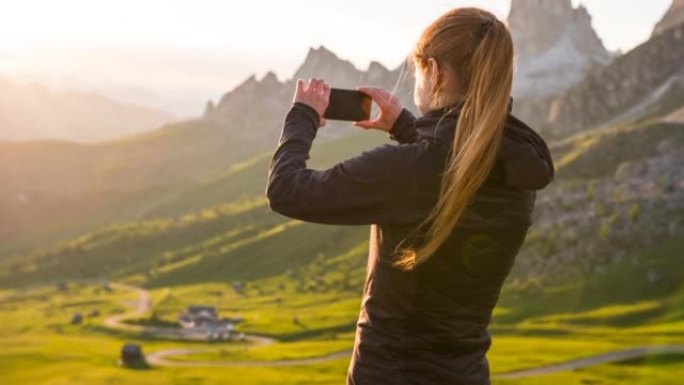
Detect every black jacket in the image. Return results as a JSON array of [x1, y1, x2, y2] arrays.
[[265, 98, 554, 385]]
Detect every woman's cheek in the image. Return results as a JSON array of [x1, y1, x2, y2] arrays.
[[414, 79, 428, 113]]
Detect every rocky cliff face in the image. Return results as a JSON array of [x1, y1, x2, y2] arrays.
[[511, 120, 684, 286], [508, 0, 613, 98], [653, 0, 684, 37], [518, 23, 684, 140], [291, 46, 365, 87]]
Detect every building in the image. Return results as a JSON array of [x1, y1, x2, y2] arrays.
[[177, 305, 245, 341], [178, 305, 219, 328]]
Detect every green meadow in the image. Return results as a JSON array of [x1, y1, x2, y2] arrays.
[[1, 235, 683, 384]]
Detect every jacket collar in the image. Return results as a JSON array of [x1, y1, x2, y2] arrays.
[[416, 96, 514, 144], [422, 96, 513, 120], [414, 96, 555, 190]]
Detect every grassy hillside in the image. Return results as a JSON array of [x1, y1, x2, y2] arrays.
[[0, 115, 388, 261], [552, 121, 683, 180], [5, 111, 681, 290], [0, 117, 254, 258], [0, 126, 392, 288]]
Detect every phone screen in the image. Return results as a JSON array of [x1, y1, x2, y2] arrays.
[[323, 88, 372, 121]]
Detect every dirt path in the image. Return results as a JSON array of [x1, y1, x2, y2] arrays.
[[494, 344, 684, 379], [146, 348, 352, 367], [106, 282, 684, 374], [103, 283, 151, 329]]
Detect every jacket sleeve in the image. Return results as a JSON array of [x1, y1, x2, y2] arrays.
[[388, 108, 420, 144], [265, 102, 419, 225]]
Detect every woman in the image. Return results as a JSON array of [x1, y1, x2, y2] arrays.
[[266, 6, 554, 385]]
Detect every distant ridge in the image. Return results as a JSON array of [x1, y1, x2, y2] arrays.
[[0, 77, 174, 143]]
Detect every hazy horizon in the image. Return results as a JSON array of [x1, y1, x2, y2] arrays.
[[0, 0, 673, 115]]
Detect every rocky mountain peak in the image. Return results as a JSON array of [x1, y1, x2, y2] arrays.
[[292, 45, 360, 83], [653, 0, 684, 37], [509, 0, 607, 61], [510, 0, 573, 18], [365, 61, 392, 83], [367, 60, 388, 73], [305, 45, 338, 61], [203, 43, 409, 141], [233, 74, 258, 92], [509, 0, 612, 97], [213, 71, 283, 110], [260, 71, 281, 87]]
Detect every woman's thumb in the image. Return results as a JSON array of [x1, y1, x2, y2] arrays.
[[353, 121, 370, 129]]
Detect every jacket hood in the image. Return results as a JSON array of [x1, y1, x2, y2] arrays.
[[415, 97, 555, 190]]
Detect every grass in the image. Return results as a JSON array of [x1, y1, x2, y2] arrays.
[[552, 119, 684, 180], [0, 283, 352, 385], [492, 353, 684, 385], [489, 336, 626, 373], [2, 219, 683, 384], [1, 231, 683, 384]]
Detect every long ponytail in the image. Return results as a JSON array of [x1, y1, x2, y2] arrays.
[[392, 8, 514, 271]]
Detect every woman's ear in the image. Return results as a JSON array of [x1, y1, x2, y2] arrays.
[[427, 57, 441, 93]]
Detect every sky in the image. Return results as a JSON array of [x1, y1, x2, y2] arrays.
[[0, 0, 673, 115]]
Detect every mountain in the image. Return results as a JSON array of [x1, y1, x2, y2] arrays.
[[515, 22, 684, 139], [653, 0, 684, 37], [0, 47, 401, 260], [508, 0, 615, 98], [0, 114, 278, 260], [3, 10, 683, 267], [201, 0, 632, 148], [2, 33, 682, 287], [0, 78, 174, 142], [0, 130, 385, 287], [203, 46, 411, 142]]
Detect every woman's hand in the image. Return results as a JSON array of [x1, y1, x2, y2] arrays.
[[293, 78, 330, 128], [353, 86, 404, 133]]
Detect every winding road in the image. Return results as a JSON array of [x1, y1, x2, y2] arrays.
[[146, 348, 353, 367], [495, 345, 684, 379], [104, 283, 268, 342], [104, 283, 684, 377]]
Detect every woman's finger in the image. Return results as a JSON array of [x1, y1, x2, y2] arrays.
[[353, 120, 370, 129], [375, 88, 393, 102], [353, 119, 380, 129], [357, 86, 388, 104], [357, 86, 378, 99]]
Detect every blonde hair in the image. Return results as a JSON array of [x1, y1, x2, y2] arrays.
[[392, 7, 514, 271]]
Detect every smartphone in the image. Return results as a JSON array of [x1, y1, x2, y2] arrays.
[[323, 88, 372, 122]]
